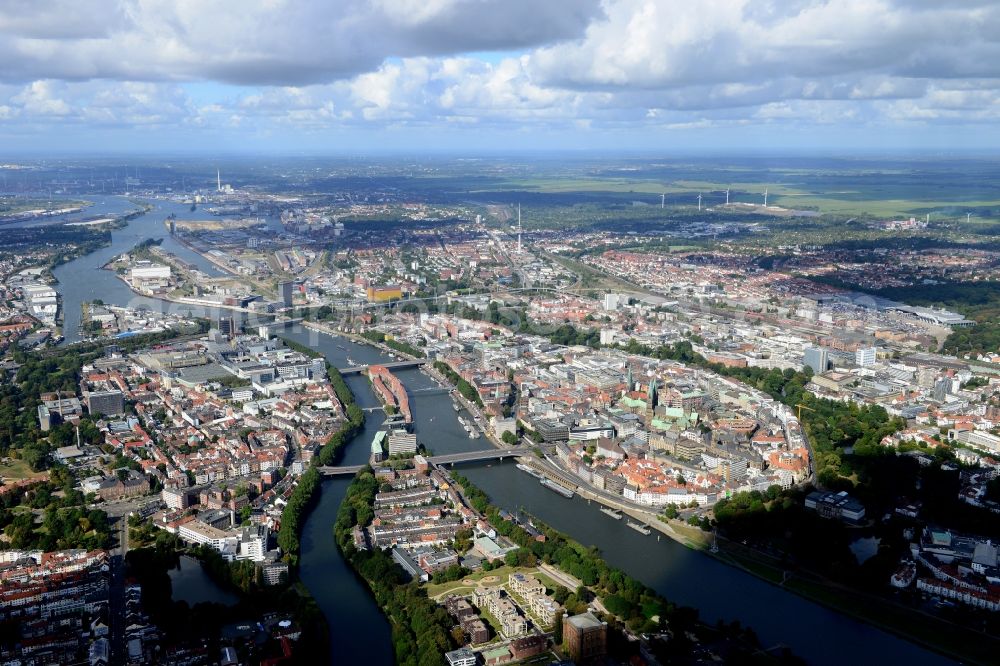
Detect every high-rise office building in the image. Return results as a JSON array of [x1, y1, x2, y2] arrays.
[[933, 378, 952, 401], [803, 346, 830, 374], [86, 390, 125, 417], [217, 316, 236, 338], [279, 281, 295, 308]]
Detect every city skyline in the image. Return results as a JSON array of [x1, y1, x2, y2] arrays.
[[2, 0, 1000, 153]]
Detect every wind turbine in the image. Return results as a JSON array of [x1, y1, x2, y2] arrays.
[[725, 188, 730, 205], [763, 187, 768, 207], [661, 193, 665, 209], [697, 194, 702, 211], [967, 212, 972, 223]]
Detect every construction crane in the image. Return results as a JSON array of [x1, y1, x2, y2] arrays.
[[796, 403, 815, 421]]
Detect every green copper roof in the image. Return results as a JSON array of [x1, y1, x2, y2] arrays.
[[371, 430, 387, 454], [482, 647, 511, 659]]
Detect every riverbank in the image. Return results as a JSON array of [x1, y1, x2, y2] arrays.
[[711, 537, 998, 665], [280, 330, 398, 664], [522, 447, 994, 664], [519, 454, 710, 548], [37, 213, 146, 337], [276, 362, 366, 566], [423, 363, 504, 449], [304, 320, 438, 365], [334, 464, 800, 665], [467, 399, 996, 663], [303, 319, 396, 355]]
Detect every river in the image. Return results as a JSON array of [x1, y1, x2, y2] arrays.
[[168, 555, 241, 607], [43, 199, 954, 665], [22, 195, 283, 343], [277, 326, 955, 666]]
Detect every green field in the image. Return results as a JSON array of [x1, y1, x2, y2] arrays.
[[662, 520, 713, 550], [425, 564, 564, 601], [484, 165, 1000, 220], [0, 198, 91, 217], [425, 564, 519, 598], [0, 458, 47, 483]]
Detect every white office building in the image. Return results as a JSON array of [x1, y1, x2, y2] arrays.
[[444, 648, 477, 666], [603, 293, 627, 311], [855, 347, 877, 367], [387, 430, 418, 455], [130, 263, 172, 281]]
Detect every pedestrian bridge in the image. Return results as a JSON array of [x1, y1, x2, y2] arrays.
[[317, 446, 525, 477], [338, 359, 429, 374]]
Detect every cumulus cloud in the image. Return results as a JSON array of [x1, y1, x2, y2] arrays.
[[0, 0, 132, 39], [0, 0, 602, 85], [0, 0, 999, 147], [530, 0, 1000, 90], [0, 80, 194, 127]]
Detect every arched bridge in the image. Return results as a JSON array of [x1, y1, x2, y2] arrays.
[[317, 446, 526, 477]]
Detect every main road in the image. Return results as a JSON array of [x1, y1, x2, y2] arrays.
[[108, 507, 130, 665]]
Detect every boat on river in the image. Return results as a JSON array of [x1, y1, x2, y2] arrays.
[[515, 463, 545, 480], [540, 477, 575, 498], [600, 507, 623, 520], [627, 521, 652, 535]]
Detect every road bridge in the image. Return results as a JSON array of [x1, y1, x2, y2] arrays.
[[320, 464, 366, 477], [258, 317, 303, 330], [317, 446, 525, 477], [338, 358, 428, 374]]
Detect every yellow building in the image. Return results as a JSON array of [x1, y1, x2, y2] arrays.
[[367, 285, 402, 302]]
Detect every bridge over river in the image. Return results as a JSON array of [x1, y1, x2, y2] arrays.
[[337, 359, 428, 374], [317, 446, 526, 477]]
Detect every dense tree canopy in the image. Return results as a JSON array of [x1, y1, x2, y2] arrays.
[[0, 480, 111, 551], [335, 470, 452, 666]]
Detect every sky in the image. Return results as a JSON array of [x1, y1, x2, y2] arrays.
[[1, 0, 999, 154]]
